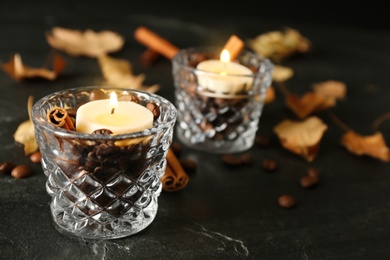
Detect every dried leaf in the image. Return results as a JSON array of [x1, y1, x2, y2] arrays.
[[272, 65, 294, 83], [46, 27, 124, 57], [265, 86, 276, 104], [273, 116, 328, 162], [286, 92, 335, 119], [97, 54, 159, 93], [248, 27, 311, 61], [312, 80, 347, 100], [1, 53, 64, 81], [13, 96, 38, 155], [341, 131, 390, 162]]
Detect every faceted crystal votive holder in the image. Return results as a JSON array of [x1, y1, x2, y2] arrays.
[[31, 86, 177, 239], [172, 47, 274, 153]]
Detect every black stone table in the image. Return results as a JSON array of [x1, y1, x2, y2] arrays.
[[1, 1, 389, 259]]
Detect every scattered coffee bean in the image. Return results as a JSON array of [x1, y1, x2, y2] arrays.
[[11, 165, 33, 179], [180, 158, 197, 174], [255, 135, 271, 147], [278, 195, 296, 209], [300, 175, 319, 189], [221, 154, 242, 166], [262, 159, 277, 172], [146, 102, 160, 120], [0, 162, 16, 174], [30, 151, 42, 164], [89, 89, 107, 101], [307, 167, 320, 178]]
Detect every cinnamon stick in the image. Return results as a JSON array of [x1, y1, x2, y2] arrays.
[[161, 148, 189, 192], [134, 26, 245, 64], [222, 34, 244, 61], [47, 107, 75, 131], [134, 26, 180, 60]]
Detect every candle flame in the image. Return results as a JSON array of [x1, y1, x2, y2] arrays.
[[109, 92, 118, 114], [220, 49, 230, 63]]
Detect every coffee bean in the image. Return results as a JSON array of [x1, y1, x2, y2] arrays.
[[11, 165, 33, 179], [262, 159, 277, 172], [255, 135, 271, 147], [65, 108, 77, 118], [89, 89, 108, 101], [92, 129, 113, 135], [180, 158, 197, 174], [278, 195, 296, 209], [0, 162, 16, 174], [119, 94, 140, 104], [146, 102, 160, 120], [30, 151, 42, 164], [221, 154, 242, 166], [300, 175, 319, 189], [307, 167, 320, 178], [96, 144, 120, 158]]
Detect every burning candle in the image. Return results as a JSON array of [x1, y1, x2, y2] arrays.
[[76, 92, 154, 134], [196, 49, 253, 94]]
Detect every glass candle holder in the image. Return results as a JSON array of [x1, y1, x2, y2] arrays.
[[31, 86, 177, 239], [172, 47, 274, 153]]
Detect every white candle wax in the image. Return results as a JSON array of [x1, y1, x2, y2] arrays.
[[76, 93, 153, 134], [195, 50, 253, 95]]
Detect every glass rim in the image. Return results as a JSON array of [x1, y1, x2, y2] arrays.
[[31, 86, 177, 140], [172, 46, 274, 77]]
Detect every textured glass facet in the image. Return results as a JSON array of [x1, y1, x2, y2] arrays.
[[32, 87, 177, 239], [172, 47, 273, 153]]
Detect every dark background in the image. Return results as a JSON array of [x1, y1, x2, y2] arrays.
[[1, 1, 390, 259]]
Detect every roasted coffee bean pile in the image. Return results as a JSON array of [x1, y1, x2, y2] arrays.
[[220, 134, 322, 209]]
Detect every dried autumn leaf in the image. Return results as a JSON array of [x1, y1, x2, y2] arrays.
[[97, 54, 159, 93], [286, 92, 335, 119], [273, 116, 328, 162], [46, 27, 124, 57], [1, 53, 64, 81], [272, 65, 294, 83], [265, 86, 276, 104], [248, 27, 311, 62], [14, 96, 38, 155], [312, 80, 347, 100], [341, 131, 390, 162]]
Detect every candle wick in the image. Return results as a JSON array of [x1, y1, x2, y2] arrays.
[[111, 108, 115, 114]]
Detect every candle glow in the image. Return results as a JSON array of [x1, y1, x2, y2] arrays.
[[195, 49, 253, 94], [76, 92, 154, 134], [109, 92, 118, 114], [220, 49, 230, 63]]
